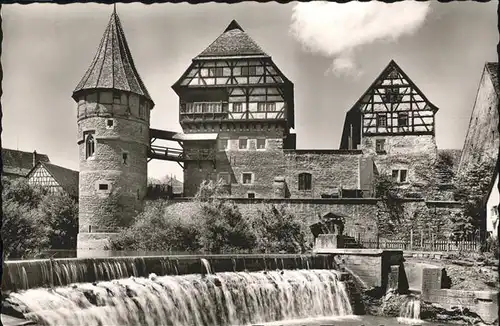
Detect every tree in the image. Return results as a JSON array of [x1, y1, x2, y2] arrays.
[[1, 177, 50, 258], [37, 192, 78, 249], [198, 199, 256, 253], [251, 204, 309, 253]]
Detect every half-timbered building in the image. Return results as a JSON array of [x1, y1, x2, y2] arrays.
[[27, 161, 79, 199], [340, 60, 439, 190], [1, 148, 50, 179]]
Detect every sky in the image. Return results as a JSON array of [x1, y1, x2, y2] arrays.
[[2, 1, 497, 181]]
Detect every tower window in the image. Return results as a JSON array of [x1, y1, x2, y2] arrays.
[[398, 113, 409, 127], [113, 92, 121, 104], [106, 119, 114, 129], [377, 114, 387, 127], [122, 152, 128, 165], [233, 103, 243, 113], [137, 189, 140, 200], [242, 173, 253, 185], [375, 139, 386, 153], [298, 172, 312, 191], [239, 138, 248, 150], [257, 138, 266, 150], [85, 132, 95, 159]]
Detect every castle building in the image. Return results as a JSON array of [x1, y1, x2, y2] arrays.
[[72, 9, 154, 255], [171, 22, 440, 198]]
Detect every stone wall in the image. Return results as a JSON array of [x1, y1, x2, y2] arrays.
[[76, 90, 150, 254], [458, 64, 499, 175]]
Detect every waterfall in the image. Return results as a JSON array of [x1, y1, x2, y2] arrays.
[[6, 269, 353, 326], [397, 296, 423, 325], [201, 259, 212, 275]]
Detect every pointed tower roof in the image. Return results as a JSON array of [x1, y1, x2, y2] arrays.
[[195, 20, 269, 59], [72, 9, 153, 104]]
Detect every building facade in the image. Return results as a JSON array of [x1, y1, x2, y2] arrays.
[[173, 23, 440, 199], [27, 161, 79, 199], [458, 62, 499, 175]]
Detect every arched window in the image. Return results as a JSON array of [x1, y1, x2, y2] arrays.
[[298, 172, 312, 191], [85, 132, 95, 159]]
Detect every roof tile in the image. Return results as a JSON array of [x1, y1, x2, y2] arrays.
[[73, 10, 153, 103], [196, 20, 268, 59]]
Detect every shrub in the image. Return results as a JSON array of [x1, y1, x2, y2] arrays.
[[251, 204, 310, 253]]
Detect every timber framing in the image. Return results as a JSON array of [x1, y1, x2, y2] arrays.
[[340, 60, 439, 149]]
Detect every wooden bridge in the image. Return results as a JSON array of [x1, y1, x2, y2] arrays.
[[147, 128, 216, 169]]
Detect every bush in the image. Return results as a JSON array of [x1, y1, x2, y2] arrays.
[[198, 200, 256, 253], [37, 192, 79, 250], [251, 204, 310, 253], [110, 200, 202, 252]]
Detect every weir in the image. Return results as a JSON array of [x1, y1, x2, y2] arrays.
[[2, 257, 354, 326]]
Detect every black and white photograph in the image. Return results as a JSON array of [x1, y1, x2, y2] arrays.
[[0, 1, 498, 326]]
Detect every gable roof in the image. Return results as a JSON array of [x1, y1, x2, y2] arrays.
[[485, 62, 499, 97], [28, 162, 79, 198], [1, 148, 50, 177], [195, 20, 269, 59], [347, 60, 439, 115], [72, 9, 153, 104]]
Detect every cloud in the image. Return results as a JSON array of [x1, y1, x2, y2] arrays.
[[290, 1, 431, 76]]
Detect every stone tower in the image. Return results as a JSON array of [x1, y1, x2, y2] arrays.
[[72, 9, 154, 257]]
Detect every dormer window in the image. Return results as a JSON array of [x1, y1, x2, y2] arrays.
[[392, 169, 408, 183]]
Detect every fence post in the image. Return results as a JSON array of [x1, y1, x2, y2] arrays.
[[420, 231, 424, 250], [410, 229, 413, 251]]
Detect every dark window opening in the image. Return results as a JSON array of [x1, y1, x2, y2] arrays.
[[233, 103, 243, 112], [107, 119, 114, 128], [392, 169, 408, 183], [85, 132, 95, 159], [257, 138, 266, 149], [122, 152, 128, 165], [209, 67, 224, 77], [377, 114, 387, 127], [219, 139, 228, 151], [99, 184, 108, 190], [113, 92, 121, 104], [247, 193, 255, 199], [384, 87, 402, 103], [242, 173, 253, 184], [241, 66, 257, 76], [398, 113, 409, 127], [298, 172, 312, 191], [239, 138, 248, 150], [137, 189, 140, 200], [375, 139, 386, 153]]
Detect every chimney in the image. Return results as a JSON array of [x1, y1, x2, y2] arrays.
[[33, 150, 37, 167]]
